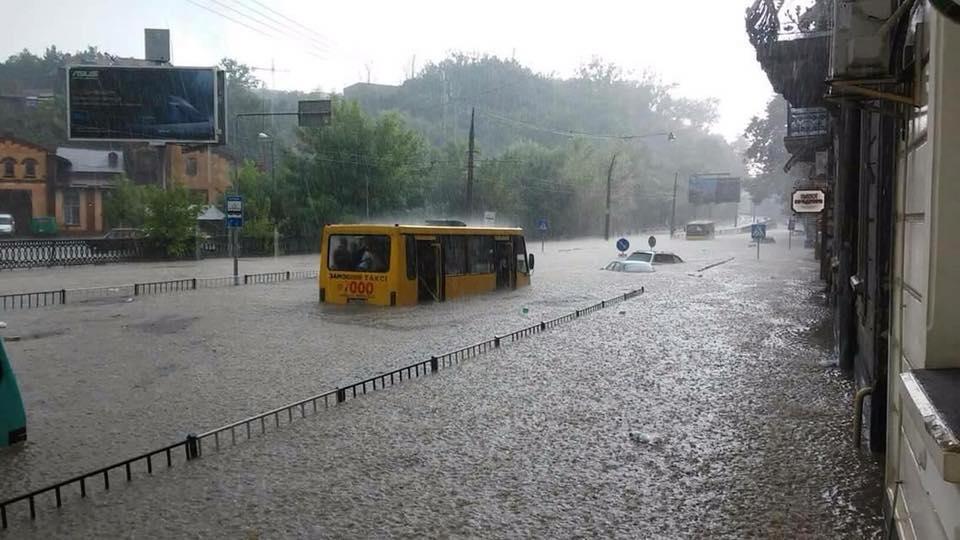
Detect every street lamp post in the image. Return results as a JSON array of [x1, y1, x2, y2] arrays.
[[670, 171, 679, 238], [259, 132, 279, 257], [603, 132, 676, 242]]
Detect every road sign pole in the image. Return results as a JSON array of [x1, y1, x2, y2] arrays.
[[788, 230, 792, 250], [757, 239, 760, 260], [233, 229, 239, 285]]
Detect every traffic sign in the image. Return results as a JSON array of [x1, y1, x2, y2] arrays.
[[791, 189, 826, 213], [751, 223, 767, 240], [537, 218, 549, 231], [226, 195, 243, 228], [616, 238, 630, 252], [647, 235, 657, 249]]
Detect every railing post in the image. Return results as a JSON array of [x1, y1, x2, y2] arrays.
[[494, 335, 501, 348], [192, 278, 197, 290], [430, 356, 438, 373], [286, 271, 291, 281], [336, 388, 346, 403], [601, 300, 605, 308], [244, 274, 249, 285], [540, 321, 546, 331], [185, 434, 200, 460], [60, 288, 67, 305], [134, 283, 140, 296], [576, 309, 580, 317]]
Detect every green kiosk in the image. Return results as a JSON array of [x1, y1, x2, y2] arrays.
[[0, 338, 26, 446]]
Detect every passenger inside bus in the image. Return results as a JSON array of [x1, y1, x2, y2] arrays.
[[328, 235, 390, 272]]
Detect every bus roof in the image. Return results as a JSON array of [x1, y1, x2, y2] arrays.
[[323, 224, 525, 235]]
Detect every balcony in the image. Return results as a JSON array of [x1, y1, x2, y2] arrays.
[[747, 0, 832, 108]]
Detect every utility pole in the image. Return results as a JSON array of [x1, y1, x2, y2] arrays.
[[466, 107, 476, 219], [604, 153, 617, 241], [670, 171, 679, 238]]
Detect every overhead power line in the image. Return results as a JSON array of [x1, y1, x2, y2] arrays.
[[228, 0, 334, 52], [478, 109, 675, 142], [183, 0, 328, 60], [245, 0, 337, 49]]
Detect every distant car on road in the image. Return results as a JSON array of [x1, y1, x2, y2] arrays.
[[603, 260, 655, 273], [626, 250, 684, 265], [0, 214, 14, 237]]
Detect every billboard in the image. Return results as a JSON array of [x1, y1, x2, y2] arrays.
[[67, 66, 222, 143], [688, 176, 741, 205]]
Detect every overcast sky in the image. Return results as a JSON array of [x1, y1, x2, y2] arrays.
[[3, 0, 774, 141]]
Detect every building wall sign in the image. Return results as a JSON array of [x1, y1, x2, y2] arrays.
[[792, 189, 826, 213]]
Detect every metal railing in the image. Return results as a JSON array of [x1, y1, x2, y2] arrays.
[[0, 289, 66, 310], [0, 238, 143, 270], [0, 236, 319, 271], [0, 287, 644, 529], [0, 270, 319, 312]]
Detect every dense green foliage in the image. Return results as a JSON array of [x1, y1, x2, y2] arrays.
[[2, 47, 751, 237], [141, 184, 204, 257], [742, 96, 791, 204]]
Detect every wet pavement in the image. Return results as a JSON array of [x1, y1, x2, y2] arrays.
[[0, 231, 883, 538]]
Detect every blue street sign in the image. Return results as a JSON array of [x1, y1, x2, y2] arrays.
[[226, 195, 243, 228], [616, 238, 630, 252], [537, 218, 549, 231], [751, 223, 767, 240]]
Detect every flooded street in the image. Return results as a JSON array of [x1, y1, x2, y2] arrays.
[[0, 232, 883, 538]]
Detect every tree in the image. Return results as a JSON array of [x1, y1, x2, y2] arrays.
[[742, 96, 791, 204], [277, 99, 428, 236], [142, 184, 203, 257], [102, 177, 145, 228], [232, 161, 277, 239]]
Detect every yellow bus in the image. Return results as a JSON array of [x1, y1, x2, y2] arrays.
[[320, 224, 533, 306]]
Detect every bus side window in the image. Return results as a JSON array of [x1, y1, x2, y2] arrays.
[[405, 235, 416, 280], [515, 237, 528, 273]]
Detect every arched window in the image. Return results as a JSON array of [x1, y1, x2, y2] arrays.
[[1, 158, 14, 178], [24, 159, 37, 178]]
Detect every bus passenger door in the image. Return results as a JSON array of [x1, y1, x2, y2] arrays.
[[416, 239, 442, 302], [495, 240, 515, 290]]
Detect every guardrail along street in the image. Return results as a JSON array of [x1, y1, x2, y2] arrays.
[[0, 287, 644, 530], [0, 270, 319, 311], [0, 236, 319, 271]]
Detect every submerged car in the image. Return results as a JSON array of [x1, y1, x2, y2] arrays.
[[0, 214, 13, 237], [603, 260, 655, 273], [626, 250, 684, 264]]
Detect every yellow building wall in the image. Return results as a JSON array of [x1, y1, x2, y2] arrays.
[[0, 138, 50, 223], [168, 145, 233, 203]]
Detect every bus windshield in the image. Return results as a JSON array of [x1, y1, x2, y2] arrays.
[[328, 234, 391, 272]]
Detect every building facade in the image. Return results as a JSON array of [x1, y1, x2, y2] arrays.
[[55, 147, 125, 235], [747, 1, 960, 537], [0, 136, 59, 234], [167, 145, 234, 204]]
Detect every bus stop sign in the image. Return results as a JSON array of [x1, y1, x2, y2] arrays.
[[537, 218, 548, 232], [226, 195, 243, 228]]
